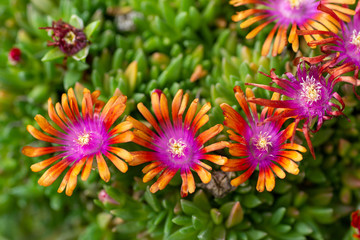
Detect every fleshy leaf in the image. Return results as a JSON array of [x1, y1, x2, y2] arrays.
[[41, 48, 66, 62], [69, 14, 84, 29], [84, 20, 100, 38]]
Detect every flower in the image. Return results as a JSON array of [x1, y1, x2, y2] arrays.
[[298, 5, 360, 87], [246, 62, 345, 158], [230, 0, 355, 56], [40, 20, 88, 56], [221, 86, 306, 192], [98, 189, 119, 205], [127, 89, 228, 197], [8, 47, 21, 65], [352, 210, 360, 239], [22, 88, 134, 196]]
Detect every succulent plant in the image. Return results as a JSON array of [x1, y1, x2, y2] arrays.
[[1, 0, 360, 239]]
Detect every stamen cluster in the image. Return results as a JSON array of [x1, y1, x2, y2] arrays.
[[300, 75, 322, 104], [253, 132, 273, 152], [351, 30, 360, 49]]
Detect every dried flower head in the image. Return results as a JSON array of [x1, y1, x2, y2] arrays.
[[246, 62, 345, 157], [127, 89, 228, 197], [22, 88, 133, 196], [230, 0, 355, 56], [40, 20, 88, 56], [221, 87, 306, 192]]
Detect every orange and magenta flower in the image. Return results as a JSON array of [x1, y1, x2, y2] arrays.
[[127, 89, 228, 197], [22, 88, 133, 196], [298, 5, 360, 86], [220, 87, 306, 192], [246, 62, 345, 158], [230, 0, 355, 56], [40, 20, 88, 56], [352, 210, 360, 239]]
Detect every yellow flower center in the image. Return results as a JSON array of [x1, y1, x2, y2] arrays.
[[351, 30, 360, 48], [300, 76, 322, 104], [254, 132, 272, 152], [289, 0, 302, 9], [168, 138, 187, 158], [77, 133, 90, 146], [64, 31, 76, 45]]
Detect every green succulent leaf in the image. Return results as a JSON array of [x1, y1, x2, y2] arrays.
[[69, 14, 84, 29], [270, 207, 286, 226], [172, 215, 192, 226], [168, 226, 198, 240], [84, 20, 100, 38], [243, 195, 262, 208], [41, 48, 66, 62], [144, 187, 162, 212]]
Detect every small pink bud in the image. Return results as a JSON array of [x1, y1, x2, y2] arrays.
[[98, 190, 119, 205], [8, 48, 21, 65]]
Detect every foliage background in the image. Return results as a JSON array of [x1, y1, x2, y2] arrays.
[[1, 0, 360, 239]]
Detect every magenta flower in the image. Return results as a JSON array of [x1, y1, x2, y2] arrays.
[[246, 62, 345, 158], [298, 5, 360, 85], [40, 20, 88, 56], [230, 0, 355, 56], [221, 87, 306, 192], [127, 89, 228, 197], [22, 88, 134, 196]]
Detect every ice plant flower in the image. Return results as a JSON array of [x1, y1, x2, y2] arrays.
[[229, 0, 355, 56], [246, 62, 345, 158], [40, 20, 88, 56], [22, 88, 134, 196], [352, 210, 360, 239], [298, 5, 360, 87], [8, 47, 21, 65], [221, 87, 306, 191], [127, 89, 228, 197]]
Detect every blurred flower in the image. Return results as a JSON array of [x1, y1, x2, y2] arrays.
[[40, 20, 88, 56], [352, 210, 360, 239], [221, 87, 306, 192], [127, 89, 228, 197], [298, 5, 360, 88], [246, 62, 345, 158], [98, 190, 119, 205], [8, 47, 21, 65], [22, 88, 133, 196], [230, 0, 355, 56]]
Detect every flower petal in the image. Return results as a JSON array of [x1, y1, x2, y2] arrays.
[[38, 159, 71, 186], [196, 124, 223, 146], [230, 165, 256, 187], [193, 165, 211, 184], [96, 153, 110, 182], [22, 146, 64, 157], [105, 151, 128, 173], [81, 156, 93, 181]]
